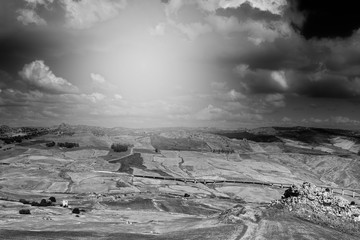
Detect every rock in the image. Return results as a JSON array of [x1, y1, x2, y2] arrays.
[[270, 181, 360, 223]]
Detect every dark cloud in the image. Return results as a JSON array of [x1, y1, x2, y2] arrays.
[[290, 0, 360, 39], [295, 76, 360, 98], [216, 2, 281, 22]]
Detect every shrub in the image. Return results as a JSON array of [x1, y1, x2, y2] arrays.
[[19, 199, 30, 204], [46, 141, 55, 147], [39, 199, 52, 206], [49, 196, 56, 202], [111, 143, 128, 152], [57, 142, 79, 148], [72, 208, 80, 214], [19, 209, 31, 215]]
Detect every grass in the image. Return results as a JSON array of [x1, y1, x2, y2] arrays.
[[133, 148, 156, 154], [0, 147, 27, 160]]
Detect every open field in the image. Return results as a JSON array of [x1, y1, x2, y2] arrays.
[[1, 125, 360, 239]]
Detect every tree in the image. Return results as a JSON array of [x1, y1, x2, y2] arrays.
[[111, 143, 128, 152]]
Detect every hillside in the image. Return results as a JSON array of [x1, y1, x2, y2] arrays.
[[0, 125, 360, 239]]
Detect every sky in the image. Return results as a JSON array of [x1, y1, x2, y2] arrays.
[[1, 0, 360, 129]]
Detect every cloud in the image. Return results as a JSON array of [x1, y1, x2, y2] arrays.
[[19, 60, 79, 94], [228, 89, 246, 100], [271, 70, 288, 89], [24, 0, 54, 7], [219, 0, 287, 16], [288, 0, 360, 39], [175, 22, 212, 40], [206, 15, 289, 43], [81, 92, 106, 103], [197, 0, 287, 15], [89, 73, 119, 93], [195, 104, 262, 121], [215, 1, 282, 22], [16, 8, 47, 26], [149, 23, 166, 36], [60, 0, 127, 29], [90, 73, 106, 84], [234, 64, 249, 77], [265, 93, 285, 107], [281, 116, 291, 122], [211, 81, 227, 90], [114, 94, 123, 100], [331, 116, 360, 124]]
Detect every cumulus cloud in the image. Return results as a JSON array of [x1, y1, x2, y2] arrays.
[[60, 0, 127, 29], [218, 0, 287, 15], [82, 92, 106, 103], [19, 60, 79, 94], [331, 116, 360, 124], [90, 73, 106, 84], [16, 9, 47, 26], [196, 0, 287, 15]]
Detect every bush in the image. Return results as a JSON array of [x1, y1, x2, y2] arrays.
[[111, 143, 128, 152], [72, 208, 80, 214], [19, 199, 30, 204], [39, 199, 52, 206], [57, 142, 79, 148], [19, 209, 31, 215], [46, 141, 55, 147], [31, 199, 52, 207], [49, 196, 56, 202]]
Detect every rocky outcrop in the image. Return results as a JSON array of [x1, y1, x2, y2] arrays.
[[270, 182, 360, 222]]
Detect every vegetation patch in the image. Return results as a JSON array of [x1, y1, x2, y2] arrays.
[[111, 143, 129, 152], [114, 153, 145, 174], [57, 142, 79, 148], [151, 135, 209, 151], [212, 131, 281, 142]]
